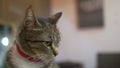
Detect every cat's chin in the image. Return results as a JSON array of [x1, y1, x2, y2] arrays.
[[33, 55, 54, 63], [30, 51, 54, 60]]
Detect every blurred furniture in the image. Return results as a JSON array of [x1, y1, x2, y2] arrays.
[[58, 61, 82, 68], [98, 53, 120, 68]]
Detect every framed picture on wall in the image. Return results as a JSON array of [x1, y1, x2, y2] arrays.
[[76, 0, 104, 28]]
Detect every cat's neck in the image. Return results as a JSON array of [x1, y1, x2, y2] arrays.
[[15, 41, 42, 62], [8, 42, 47, 68]]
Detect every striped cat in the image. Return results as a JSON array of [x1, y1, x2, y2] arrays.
[[6, 6, 62, 68]]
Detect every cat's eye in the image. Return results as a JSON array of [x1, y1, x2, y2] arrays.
[[25, 39, 52, 47], [44, 41, 51, 46]]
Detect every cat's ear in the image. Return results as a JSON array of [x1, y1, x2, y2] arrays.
[[24, 5, 40, 27], [48, 12, 62, 24]]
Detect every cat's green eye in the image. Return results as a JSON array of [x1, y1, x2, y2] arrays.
[[44, 41, 51, 46]]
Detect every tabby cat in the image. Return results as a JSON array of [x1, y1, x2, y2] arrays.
[[6, 6, 62, 68]]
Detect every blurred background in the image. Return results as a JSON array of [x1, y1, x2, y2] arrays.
[[0, 0, 120, 68]]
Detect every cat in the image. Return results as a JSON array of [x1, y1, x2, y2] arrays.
[[6, 6, 62, 68]]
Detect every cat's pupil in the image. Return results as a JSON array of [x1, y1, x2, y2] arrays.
[[45, 41, 51, 45]]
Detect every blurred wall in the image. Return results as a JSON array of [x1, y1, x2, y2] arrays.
[[0, 0, 50, 25], [78, 0, 120, 52], [50, 0, 120, 68]]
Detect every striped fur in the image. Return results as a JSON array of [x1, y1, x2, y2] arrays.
[[6, 6, 62, 68]]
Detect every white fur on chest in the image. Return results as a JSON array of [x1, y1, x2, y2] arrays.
[[10, 46, 44, 68]]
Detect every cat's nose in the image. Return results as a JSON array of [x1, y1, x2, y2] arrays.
[[51, 43, 58, 56]]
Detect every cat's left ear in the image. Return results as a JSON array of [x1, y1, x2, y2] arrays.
[[25, 5, 36, 21], [24, 5, 40, 27], [48, 12, 62, 24]]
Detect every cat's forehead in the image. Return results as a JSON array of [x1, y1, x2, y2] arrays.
[[37, 17, 51, 26], [24, 18, 53, 31], [23, 6, 62, 30]]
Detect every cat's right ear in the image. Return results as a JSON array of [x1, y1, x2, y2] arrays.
[[48, 12, 62, 25], [23, 5, 40, 28]]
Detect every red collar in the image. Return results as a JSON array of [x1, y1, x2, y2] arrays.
[[15, 41, 42, 62]]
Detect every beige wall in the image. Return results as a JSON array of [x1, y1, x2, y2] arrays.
[[0, 0, 50, 26], [50, 0, 120, 68], [50, 0, 77, 25], [77, 0, 120, 52]]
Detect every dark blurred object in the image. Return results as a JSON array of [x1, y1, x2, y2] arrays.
[[58, 61, 82, 68], [76, 0, 104, 28], [98, 53, 120, 68]]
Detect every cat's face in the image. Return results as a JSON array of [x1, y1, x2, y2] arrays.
[[17, 6, 62, 62]]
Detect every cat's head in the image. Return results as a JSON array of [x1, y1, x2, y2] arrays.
[[17, 6, 62, 62]]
